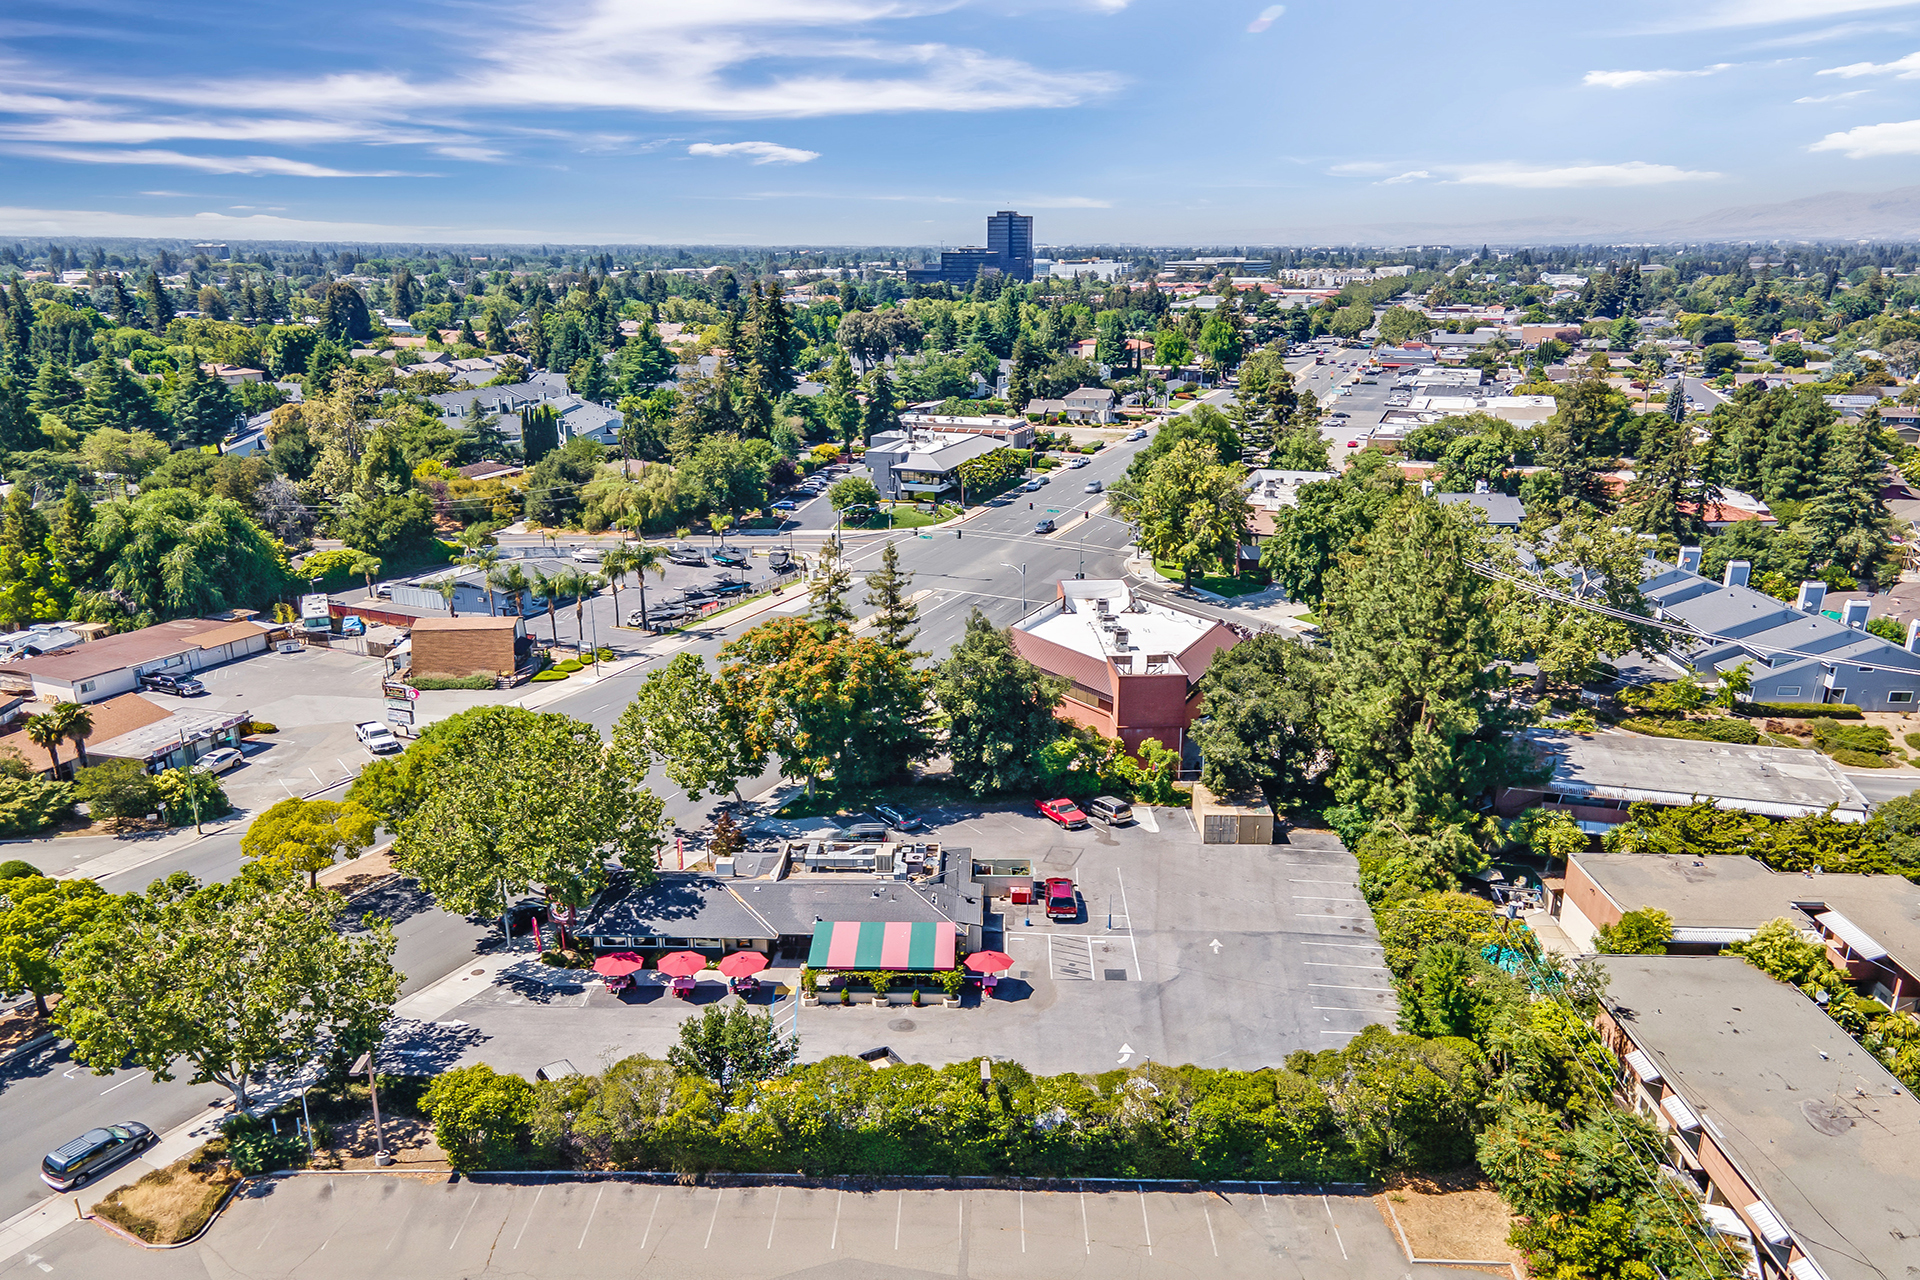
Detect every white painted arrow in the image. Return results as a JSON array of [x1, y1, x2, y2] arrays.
[[1209, 938, 1223, 954], [1117, 1043, 1134, 1065]]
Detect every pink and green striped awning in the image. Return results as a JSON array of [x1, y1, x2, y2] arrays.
[[808, 920, 957, 971]]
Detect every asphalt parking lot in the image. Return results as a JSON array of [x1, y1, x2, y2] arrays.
[[380, 801, 1399, 1078], [0, 1173, 1467, 1280]]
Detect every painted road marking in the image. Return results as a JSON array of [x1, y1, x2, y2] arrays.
[[1323, 1194, 1349, 1260], [1310, 983, 1396, 992], [831, 1189, 843, 1250], [576, 1187, 603, 1249], [704, 1188, 724, 1249], [447, 1194, 479, 1250], [639, 1189, 661, 1249], [1117, 1043, 1134, 1064], [1299, 941, 1382, 949], [765, 1186, 781, 1248], [1205, 1204, 1219, 1256], [1304, 962, 1389, 970], [512, 1185, 543, 1248], [1138, 1186, 1153, 1256], [1081, 1192, 1091, 1254]]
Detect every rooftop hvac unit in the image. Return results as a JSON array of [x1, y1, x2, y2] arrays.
[[1110, 627, 1129, 647], [1095, 599, 1110, 615]]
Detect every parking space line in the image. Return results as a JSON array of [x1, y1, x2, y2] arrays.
[[1205, 1204, 1218, 1256], [1300, 941, 1381, 949], [1293, 895, 1362, 902], [1304, 962, 1388, 969], [641, 1189, 664, 1243], [705, 1188, 724, 1248], [383, 1204, 414, 1250], [448, 1194, 480, 1250], [1310, 983, 1396, 992], [765, 1186, 781, 1248], [1080, 1192, 1091, 1254], [1117, 868, 1143, 978], [1138, 1186, 1153, 1256], [577, 1187, 603, 1249], [1313, 1005, 1382, 1011], [1294, 913, 1369, 920], [1291, 878, 1355, 885], [895, 1190, 903, 1249], [1323, 1194, 1349, 1260], [831, 1189, 843, 1249], [513, 1186, 544, 1248], [1019, 1190, 1026, 1253]]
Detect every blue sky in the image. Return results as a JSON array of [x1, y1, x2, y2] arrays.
[[1, 0, 1919, 245]]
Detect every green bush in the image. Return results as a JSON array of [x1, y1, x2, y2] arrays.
[[531, 669, 569, 682], [296, 548, 363, 583], [245, 721, 278, 735], [1808, 718, 1891, 755], [1619, 716, 1759, 745], [595, 647, 614, 662], [408, 675, 498, 691], [219, 1115, 304, 1174], [1594, 907, 1673, 954], [0, 858, 39, 880], [1906, 732, 1920, 752], [554, 658, 584, 672], [421, 1064, 536, 1172], [0, 776, 75, 835], [1830, 748, 1893, 768], [72, 759, 161, 820], [1744, 701, 1863, 719]]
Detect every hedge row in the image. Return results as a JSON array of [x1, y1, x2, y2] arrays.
[[421, 1031, 1482, 1180], [1619, 716, 1759, 745], [1742, 701, 1863, 719]]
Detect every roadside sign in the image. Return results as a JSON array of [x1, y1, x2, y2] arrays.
[[386, 706, 414, 726]]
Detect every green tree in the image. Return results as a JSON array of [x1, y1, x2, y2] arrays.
[[1110, 437, 1246, 587], [392, 707, 664, 921], [1153, 327, 1191, 366], [828, 475, 881, 512], [1397, 942, 1524, 1040], [719, 616, 934, 793], [141, 271, 174, 334], [808, 538, 855, 626], [1594, 908, 1674, 955], [1376, 306, 1429, 347], [318, 281, 374, 343], [0, 874, 109, 1017], [70, 758, 160, 824], [1537, 377, 1631, 511], [1259, 453, 1405, 606], [1507, 806, 1587, 865], [333, 492, 437, 562], [1191, 633, 1327, 807], [83, 489, 293, 625], [56, 876, 399, 1108], [931, 608, 1066, 796], [168, 358, 242, 448], [1320, 496, 1509, 838], [667, 1005, 800, 1096], [611, 652, 752, 800], [45, 700, 93, 769], [240, 797, 379, 888], [420, 1064, 535, 1172], [863, 541, 919, 650], [80, 427, 170, 497], [1803, 415, 1895, 586], [861, 367, 898, 442]]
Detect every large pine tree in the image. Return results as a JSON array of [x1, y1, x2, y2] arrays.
[[1803, 416, 1895, 585]]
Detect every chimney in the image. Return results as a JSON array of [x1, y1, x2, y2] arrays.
[[1842, 599, 1870, 629], [1677, 546, 1702, 573], [1797, 581, 1827, 614], [1724, 560, 1751, 589], [1906, 619, 1920, 654]]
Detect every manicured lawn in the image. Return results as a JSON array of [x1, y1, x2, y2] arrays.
[[881, 504, 960, 529], [1152, 559, 1273, 597]]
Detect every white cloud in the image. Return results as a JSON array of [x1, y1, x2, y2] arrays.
[[1247, 5, 1286, 33], [1809, 117, 1920, 155], [1380, 170, 1430, 184], [1818, 50, 1920, 77], [4, 146, 414, 177], [0, 205, 546, 242], [1447, 160, 1721, 188], [1663, 0, 1920, 30], [1583, 64, 1733, 88], [1795, 89, 1870, 101], [687, 140, 820, 164]]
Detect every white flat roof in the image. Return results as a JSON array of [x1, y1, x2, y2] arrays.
[[1017, 582, 1217, 671]]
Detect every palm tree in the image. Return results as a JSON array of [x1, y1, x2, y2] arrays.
[[490, 563, 530, 619], [427, 576, 459, 617], [346, 552, 383, 600], [24, 713, 65, 779], [624, 541, 668, 630], [599, 542, 634, 627], [461, 545, 503, 614], [531, 568, 561, 644], [47, 701, 93, 770], [564, 570, 598, 653]]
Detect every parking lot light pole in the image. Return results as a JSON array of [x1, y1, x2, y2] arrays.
[[350, 1051, 390, 1167], [999, 562, 1027, 614]]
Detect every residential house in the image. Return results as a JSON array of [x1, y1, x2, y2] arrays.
[[1595, 955, 1920, 1280], [1433, 489, 1524, 527], [1009, 579, 1240, 756], [200, 363, 264, 386]]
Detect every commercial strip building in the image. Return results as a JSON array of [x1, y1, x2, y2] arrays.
[[1008, 579, 1239, 755], [7, 615, 282, 705], [1595, 956, 1920, 1280], [862, 430, 1004, 501], [1550, 853, 1920, 1012], [1496, 727, 1873, 832], [0, 690, 250, 779], [402, 616, 529, 683]]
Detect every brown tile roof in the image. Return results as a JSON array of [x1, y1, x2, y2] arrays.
[[9, 619, 234, 682], [0, 692, 173, 775], [409, 616, 520, 632]]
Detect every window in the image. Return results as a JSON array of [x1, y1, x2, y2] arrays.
[[1892, 692, 1915, 705], [1776, 686, 1801, 697], [77, 681, 95, 694]]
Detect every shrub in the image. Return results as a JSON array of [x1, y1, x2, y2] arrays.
[[1808, 718, 1891, 755], [408, 676, 497, 691], [1830, 748, 1893, 768], [421, 1064, 536, 1171], [554, 658, 584, 672], [1619, 716, 1759, 745], [531, 670, 569, 682], [0, 776, 75, 835], [72, 759, 161, 820], [1906, 732, 1920, 752], [1743, 701, 1862, 719], [938, 968, 966, 998], [219, 1115, 304, 1174], [1595, 908, 1673, 954], [246, 721, 278, 735], [595, 647, 614, 662]]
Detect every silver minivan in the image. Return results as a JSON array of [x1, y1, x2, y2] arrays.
[[1088, 796, 1134, 825]]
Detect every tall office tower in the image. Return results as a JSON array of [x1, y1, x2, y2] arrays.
[[986, 210, 1034, 282]]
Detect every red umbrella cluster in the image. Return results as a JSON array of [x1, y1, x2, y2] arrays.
[[655, 950, 710, 978], [592, 952, 645, 977]]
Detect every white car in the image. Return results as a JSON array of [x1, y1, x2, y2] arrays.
[[193, 746, 243, 775], [1067, 456, 1091, 469], [355, 722, 403, 755], [1125, 428, 1148, 441]]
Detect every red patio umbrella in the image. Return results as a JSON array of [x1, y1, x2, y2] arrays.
[[591, 952, 646, 977], [656, 950, 710, 978], [717, 951, 769, 978], [963, 950, 1014, 974]]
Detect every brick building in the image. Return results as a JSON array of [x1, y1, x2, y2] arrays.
[[406, 616, 526, 681]]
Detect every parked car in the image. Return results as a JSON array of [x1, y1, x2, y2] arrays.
[[571, 545, 604, 564], [355, 721, 403, 755], [771, 499, 800, 512], [139, 672, 205, 697], [1346, 439, 1361, 448], [1125, 428, 1148, 441], [1043, 877, 1078, 921], [1084, 480, 1103, 494], [712, 546, 748, 567], [339, 616, 365, 637], [42, 1122, 153, 1191], [194, 746, 243, 775], [1034, 518, 1056, 534], [1036, 797, 1089, 829], [873, 802, 924, 832], [1067, 456, 1090, 469], [666, 545, 706, 567], [845, 821, 890, 842], [1088, 795, 1134, 825]]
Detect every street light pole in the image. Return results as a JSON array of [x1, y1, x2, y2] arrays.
[[999, 562, 1028, 614]]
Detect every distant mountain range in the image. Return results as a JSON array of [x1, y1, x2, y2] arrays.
[[1323, 186, 1920, 246]]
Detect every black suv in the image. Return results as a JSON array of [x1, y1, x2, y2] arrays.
[[42, 1121, 153, 1191], [140, 672, 206, 696], [873, 802, 925, 832]]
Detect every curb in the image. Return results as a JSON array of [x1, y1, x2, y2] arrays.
[[1379, 1194, 1524, 1280], [85, 1173, 252, 1251], [0, 1031, 56, 1066]]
